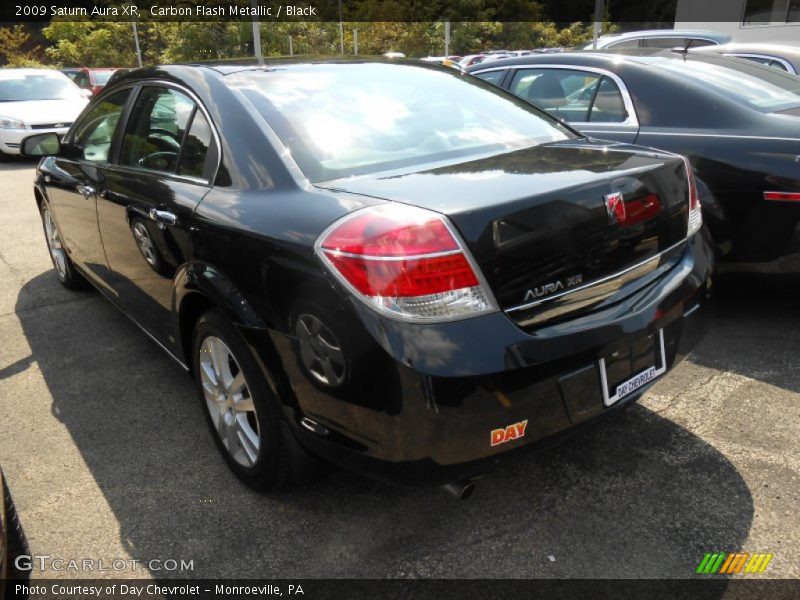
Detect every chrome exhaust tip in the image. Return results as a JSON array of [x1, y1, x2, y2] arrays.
[[441, 480, 477, 501]]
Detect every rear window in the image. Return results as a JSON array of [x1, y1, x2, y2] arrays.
[[227, 63, 574, 182], [657, 58, 800, 112]]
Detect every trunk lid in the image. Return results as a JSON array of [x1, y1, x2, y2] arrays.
[[317, 140, 690, 328]]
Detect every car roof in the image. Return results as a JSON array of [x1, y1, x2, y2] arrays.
[[105, 58, 459, 89], [465, 48, 765, 70], [596, 29, 730, 43]]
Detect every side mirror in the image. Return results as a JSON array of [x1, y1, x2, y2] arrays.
[[20, 132, 61, 157]]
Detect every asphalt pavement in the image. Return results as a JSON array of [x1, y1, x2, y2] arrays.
[[0, 159, 797, 580]]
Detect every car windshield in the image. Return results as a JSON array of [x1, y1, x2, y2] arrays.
[[228, 63, 574, 182], [0, 72, 81, 102], [657, 58, 800, 112]]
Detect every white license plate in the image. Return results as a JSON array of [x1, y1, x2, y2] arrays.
[[599, 329, 666, 407]]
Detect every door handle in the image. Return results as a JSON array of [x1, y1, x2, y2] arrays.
[[76, 184, 95, 198], [148, 208, 177, 226]]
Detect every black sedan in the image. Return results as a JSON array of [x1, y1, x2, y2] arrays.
[[468, 51, 800, 272], [21, 60, 713, 496]]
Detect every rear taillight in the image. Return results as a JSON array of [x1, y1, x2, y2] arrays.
[[683, 157, 703, 237], [316, 204, 496, 321]]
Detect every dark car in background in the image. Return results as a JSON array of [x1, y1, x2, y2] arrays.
[[690, 43, 800, 74], [61, 67, 118, 96], [21, 60, 712, 496], [468, 51, 800, 273]]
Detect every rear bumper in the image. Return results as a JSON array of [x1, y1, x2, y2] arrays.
[[273, 230, 714, 486]]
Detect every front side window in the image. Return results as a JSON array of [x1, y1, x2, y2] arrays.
[[72, 89, 131, 162], [120, 87, 196, 174], [228, 63, 573, 182]]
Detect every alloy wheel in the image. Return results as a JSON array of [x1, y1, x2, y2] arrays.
[[43, 208, 67, 279], [198, 336, 261, 467], [132, 221, 158, 267], [296, 313, 346, 387]]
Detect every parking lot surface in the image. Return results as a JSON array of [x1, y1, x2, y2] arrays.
[[0, 159, 798, 579]]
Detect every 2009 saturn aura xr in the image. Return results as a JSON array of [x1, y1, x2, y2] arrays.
[[21, 60, 713, 496]]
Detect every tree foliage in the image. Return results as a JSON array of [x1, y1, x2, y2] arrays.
[[0, 25, 45, 67], [0, 17, 620, 68]]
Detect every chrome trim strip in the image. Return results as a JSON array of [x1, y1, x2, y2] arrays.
[[470, 63, 639, 128], [505, 238, 688, 314], [640, 132, 800, 142], [683, 302, 701, 317], [322, 248, 462, 261]]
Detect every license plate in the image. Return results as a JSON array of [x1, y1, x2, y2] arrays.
[[599, 329, 666, 407]]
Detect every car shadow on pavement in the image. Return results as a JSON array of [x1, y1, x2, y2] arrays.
[[15, 270, 755, 580], [689, 275, 800, 393]]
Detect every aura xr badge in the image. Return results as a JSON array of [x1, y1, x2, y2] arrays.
[[523, 274, 583, 303], [605, 192, 626, 225]]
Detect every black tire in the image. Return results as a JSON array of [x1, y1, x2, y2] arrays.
[[3, 475, 29, 584], [39, 204, 88, 290], [192, 309, 291, 491]]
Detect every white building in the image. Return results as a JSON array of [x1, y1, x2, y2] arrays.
[[675, 0, 800, 46]]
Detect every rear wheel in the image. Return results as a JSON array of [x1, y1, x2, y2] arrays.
[[192, 309, 291, 490], [40, 205, 87, 290]]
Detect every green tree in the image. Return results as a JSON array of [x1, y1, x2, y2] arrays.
[[0, 25, 44, 67], [43, 22, 138, 67]]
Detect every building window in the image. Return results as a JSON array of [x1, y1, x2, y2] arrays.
[[789, 0, 800, 21], [743, 0, 800, 24]]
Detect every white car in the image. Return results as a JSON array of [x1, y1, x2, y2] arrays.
[[0, 69, 89, 159]]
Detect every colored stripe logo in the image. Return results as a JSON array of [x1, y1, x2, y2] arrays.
[[696, 552, 773, 574]]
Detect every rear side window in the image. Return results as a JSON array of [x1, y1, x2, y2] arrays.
[[474, 70, 505, 85], [72, 89, 131, 162], [509, 69, 628, 123], [120, 87, 195, 174], [589, 77, 628, 122], [178, 110, 212, 177]]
